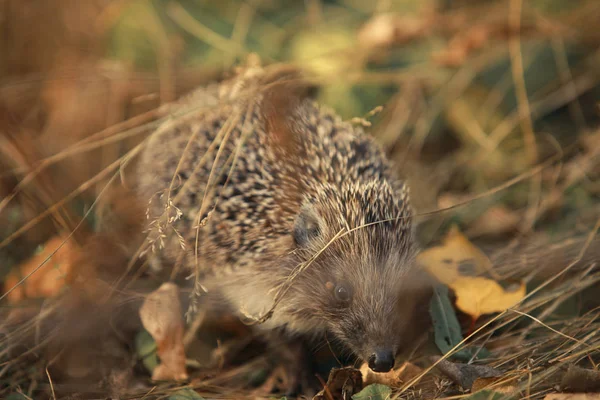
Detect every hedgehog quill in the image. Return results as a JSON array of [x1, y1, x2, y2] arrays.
[[136, 62, 431, 393]]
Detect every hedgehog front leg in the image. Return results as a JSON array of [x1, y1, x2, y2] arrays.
[[262, 330, 319, 398]]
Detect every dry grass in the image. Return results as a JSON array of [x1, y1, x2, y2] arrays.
[[1, 0, 599, 399]]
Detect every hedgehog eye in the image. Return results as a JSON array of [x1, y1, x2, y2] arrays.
[[334, 283, 352, 303]]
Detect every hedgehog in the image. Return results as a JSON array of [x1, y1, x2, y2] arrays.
[[136, 62, 431, 393]]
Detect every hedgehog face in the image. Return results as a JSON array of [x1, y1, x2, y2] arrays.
[[319, 266, 429, 373], [285, 181, 430, 372]]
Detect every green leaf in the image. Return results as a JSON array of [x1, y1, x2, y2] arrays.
[[352, 383, 392, 400], [429, 285, 490, 361], [135, 329, 158, 373], [168, 388, 206, 400], [429, 285, 467, 357]]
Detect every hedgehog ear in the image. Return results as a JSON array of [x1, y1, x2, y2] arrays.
[[261, 73, 319, 153], [293, 204, 321, 247]]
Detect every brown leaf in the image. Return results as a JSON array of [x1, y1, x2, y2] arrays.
[[313, 367, 363, 400], [4, 235, 80, 303], [561, 365, 600, 393], [139, 282, 188, 381], [360, 361, 423, 388], [545, 395, 600, 400], [432, 357, 501, 390]]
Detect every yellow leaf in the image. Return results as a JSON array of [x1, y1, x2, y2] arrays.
[[450, 277, 526, 320], [416, 225, 495, 284], [417, 225, 526, 319]]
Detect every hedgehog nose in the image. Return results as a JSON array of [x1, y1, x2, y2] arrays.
[[368, 349, 395, 373]]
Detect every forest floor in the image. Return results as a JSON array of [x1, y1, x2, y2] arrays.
[[1, 1, 600, 399]]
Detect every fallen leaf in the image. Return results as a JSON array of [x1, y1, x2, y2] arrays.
[[561, 365, 600, 392], [360, 361, 423, 387], [135, 329, 159, 374], [471, 375, 518, 394], [4, 235, 80, 303], [429, 285, 474, 361], [419, 226, 526, 320], [313, 367, 363, 400], [352, 383, 392, 400], [417, 225, 495, 284], [432, 357, 501, 390], [139, 282, 188, 381], [451, 277, 526, 320], [168, 389, 206, 399], [545, 395, 600, 400]]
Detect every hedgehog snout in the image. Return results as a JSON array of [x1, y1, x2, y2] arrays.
[[367, 349, 395, 372]]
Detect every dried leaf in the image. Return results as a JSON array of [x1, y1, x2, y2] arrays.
[[561, 365, 600, 392], [419, 226, 526, 320], [4, 235, 80, 303], [139, 282, 188, 381], [545, 395, 600, 400], [417, 225, 494, 285], [451, 277, 526, 320], [352, 383, 392, 400], [360, 361, 423, 388], [432, 357, 501, 390], [313, 367, 363, 400]]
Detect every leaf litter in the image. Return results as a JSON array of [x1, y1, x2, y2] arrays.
[[419, 226, 527, 321], [1, 0, 600, 399], [139, 282, 188, 381]]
